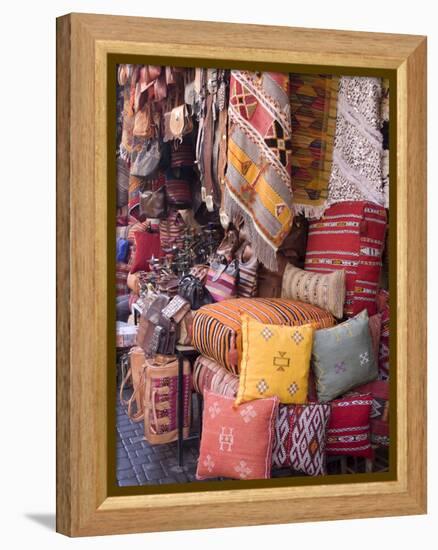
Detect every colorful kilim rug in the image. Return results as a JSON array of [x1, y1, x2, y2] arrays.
[[290, 73, 338, 218], [224, 71, 293, 271], [272, 403, 331, 476]]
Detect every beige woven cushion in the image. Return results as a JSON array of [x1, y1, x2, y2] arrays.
[[281, 264, 345, 319]]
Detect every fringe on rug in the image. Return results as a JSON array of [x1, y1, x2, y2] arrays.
[[224, 188, 279, 272], [292, 202, 328, 221]]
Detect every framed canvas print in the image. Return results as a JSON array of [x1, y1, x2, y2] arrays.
[[56, 13, 427, 536]]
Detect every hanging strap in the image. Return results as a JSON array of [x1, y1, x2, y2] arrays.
[[119, 366, 132, 407], [126, 369, 147, 422]]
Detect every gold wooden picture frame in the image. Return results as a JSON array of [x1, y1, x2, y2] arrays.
[[56, 13, 427, 536]]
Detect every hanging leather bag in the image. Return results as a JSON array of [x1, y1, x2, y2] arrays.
[[130, 139, 161, 178], [139, 186, 167, 219]]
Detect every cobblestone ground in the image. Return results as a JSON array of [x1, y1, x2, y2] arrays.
[[116, 386, 389, 487], [116, 387, 202, 486]]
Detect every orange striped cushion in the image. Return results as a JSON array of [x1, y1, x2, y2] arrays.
[[192, 298, 335, 374]]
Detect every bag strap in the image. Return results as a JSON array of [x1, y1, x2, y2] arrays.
[[119, 366, 133, 407], [126, 370, 146, 422], [150, 388, 159, 435]]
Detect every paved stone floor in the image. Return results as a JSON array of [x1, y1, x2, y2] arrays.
[[116, 387, 202, 486], [116, 385, 389, 487]]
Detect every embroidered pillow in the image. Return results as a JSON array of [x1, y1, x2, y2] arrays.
[[272, 403, 331, 476], [236, 316, 314, 406], [305, 201, 387, 317], [312, 309, 378, 402], [281, 263, 345, 319], [326, 394, 373, 458], [196, 391, 278, 480], [348, 380, 389, 447]]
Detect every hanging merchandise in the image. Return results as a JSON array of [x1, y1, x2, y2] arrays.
[[164, 168, 193, 209], [139, 185, 167, 219], [205, 259, 239, 302], [289, 73, 338, 218], [130, 139, 162, 178], [380, 79, 390, 208], [327, 76, 386, 207], [223, 71, 293, 271], [235, 243, 258, 298], [113, 63, 392, 485]]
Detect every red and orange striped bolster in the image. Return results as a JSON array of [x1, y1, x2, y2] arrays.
[[192, 298, 335, 374]]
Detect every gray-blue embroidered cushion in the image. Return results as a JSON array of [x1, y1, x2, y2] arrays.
[[312, 310, 378, 402]]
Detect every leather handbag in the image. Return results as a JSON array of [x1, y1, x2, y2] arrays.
[[130, 139, 161, 178], [156, 273, 179, 296], [133, 103, 154, 138], [148, 318, 177, 356], [143, 354, 191, 445], [178, 274, 213, 310], [136, 294, 170, 355], [165, 175, 192, 209], [153, 72, 167, 102], [189, 264, 209, 284], [169, 104, 193, 141], [139, 186, 167, 219], [162, 295, 191, 323], [205, 259, 239, 302]]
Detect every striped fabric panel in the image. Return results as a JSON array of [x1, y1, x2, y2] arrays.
[[192, 356, 239, 398], [206, 271, 237, 302], [305, 201, 387, 317], [116, 262, 130, 296], [192, 298, 335, 373], [165, 179, 192, 208], [237, 262, 258, 298], [159, 210, 186, 252], [170, 136, 194, 168]]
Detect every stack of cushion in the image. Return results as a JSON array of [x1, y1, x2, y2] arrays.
[[192, 201, 389, 481], [194, 308, 381, 480], [192, 298, 336, 374]]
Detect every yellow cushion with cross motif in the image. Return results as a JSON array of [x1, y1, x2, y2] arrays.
[[235, 315, 314, 406]]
